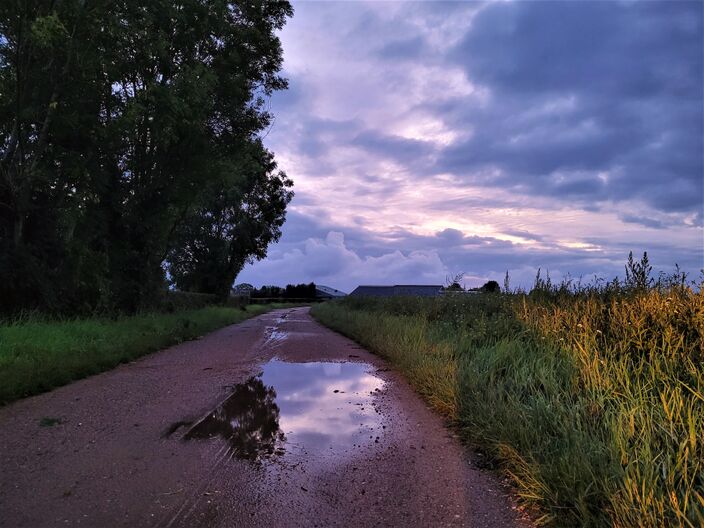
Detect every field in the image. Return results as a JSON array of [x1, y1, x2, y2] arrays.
[[311, 285, 703, 527], [0, 304, 278, 404]]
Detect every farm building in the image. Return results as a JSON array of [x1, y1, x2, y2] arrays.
[[349, 285, 443, 297], [315, 285, 347, 299]]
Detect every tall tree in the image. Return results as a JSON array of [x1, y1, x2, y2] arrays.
[[168, 139, 293, 300], [0, 0, 293, 314], [0, 1, 107, 311]]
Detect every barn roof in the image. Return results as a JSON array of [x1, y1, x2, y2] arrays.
[[316, 285, 347, 297], [349, 285, 443, 297]]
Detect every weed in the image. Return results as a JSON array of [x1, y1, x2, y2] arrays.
[[311, 280, 703, 527]]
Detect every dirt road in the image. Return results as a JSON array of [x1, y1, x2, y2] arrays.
[[0, 307, 527, 527]]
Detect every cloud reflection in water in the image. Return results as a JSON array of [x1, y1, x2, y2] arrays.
[[185, 360, 384, 460]]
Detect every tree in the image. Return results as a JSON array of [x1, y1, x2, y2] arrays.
[[0, 1, 107, 312], [167, 140, 293, 300], [480, 280, 500, 293], [284, 283, 315, 298], [0, 1, 294, 314], [185, 376, 283, 460], [444, 272, 465, 291]]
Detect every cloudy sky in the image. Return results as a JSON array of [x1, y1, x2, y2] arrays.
[[238, 0, 703, 292]]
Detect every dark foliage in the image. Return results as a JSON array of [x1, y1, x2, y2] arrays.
[[167, 140, 292, 301], [251, 282, 316, 299], [185, 376, 284, 460], [480, 280, 500, 293], [0, 0, 293, 315]]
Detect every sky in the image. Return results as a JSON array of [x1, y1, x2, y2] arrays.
[[238, 0, 704, 292]]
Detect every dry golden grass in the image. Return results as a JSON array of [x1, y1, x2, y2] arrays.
[[520, 289, 703, 527], [312, 285, 704, 527]]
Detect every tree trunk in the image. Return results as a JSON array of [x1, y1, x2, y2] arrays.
[[12, 213, 23, 248]]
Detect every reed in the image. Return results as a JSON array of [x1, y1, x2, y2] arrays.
[[311, 283, 703, 526]]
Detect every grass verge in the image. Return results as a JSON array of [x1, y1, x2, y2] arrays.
[[0, 304, 280, 404], [311, 290, 703, 527]]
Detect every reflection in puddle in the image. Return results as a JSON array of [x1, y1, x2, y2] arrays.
[[184, 361, 384, 461], [185, 377, 285, 460]]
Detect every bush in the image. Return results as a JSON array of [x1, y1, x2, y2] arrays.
[[159, 291, 220, 312]]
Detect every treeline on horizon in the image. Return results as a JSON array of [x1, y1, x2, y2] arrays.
[[0, 1, 294, 316], [247, 282, 317, 299]]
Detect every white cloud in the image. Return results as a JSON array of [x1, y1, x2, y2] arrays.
[[238, 231, 448, 292], [249, 2, 703, 290]]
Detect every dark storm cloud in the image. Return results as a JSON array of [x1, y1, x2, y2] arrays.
[[451, 1, 701, 97], [617, 214, 665, 230], [239, 1, 703, 290], [351, 130, 436, 164], [294, 117, 361, 159], [376, 36, 428, 60], [272, 2, 701, 213], [431, 0, 703, 213]]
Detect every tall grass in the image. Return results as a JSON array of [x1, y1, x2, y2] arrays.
[[0, 304, 275, 404], [311, 285, 703, 527]]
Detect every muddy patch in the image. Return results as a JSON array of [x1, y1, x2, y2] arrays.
[[183, 360, 384, 461]]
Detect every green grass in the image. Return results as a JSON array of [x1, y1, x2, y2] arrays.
[[311, 290, 703, 527], [0, 304, 279, 404]]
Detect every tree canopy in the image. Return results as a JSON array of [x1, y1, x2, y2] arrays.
[[249, 283, 316, 299], [0, 0, 293, 314]]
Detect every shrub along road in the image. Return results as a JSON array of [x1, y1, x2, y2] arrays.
[[0, 307, 528, 527]]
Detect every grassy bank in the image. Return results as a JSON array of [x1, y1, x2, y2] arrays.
[[0, 304, 278, 404], [311, 289, 703, 527]]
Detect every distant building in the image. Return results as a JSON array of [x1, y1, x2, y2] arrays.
[[315, 285, 347, 299], [349, 285, 443, 297], [231, 283, 255, 297]]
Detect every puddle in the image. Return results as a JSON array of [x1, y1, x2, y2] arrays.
[[184, 376, 285, 460], [264, 329, 289, 345], [184, 360, 384, 461]]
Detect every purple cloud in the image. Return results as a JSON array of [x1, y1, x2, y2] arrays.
[[238, 1, 704, 290]]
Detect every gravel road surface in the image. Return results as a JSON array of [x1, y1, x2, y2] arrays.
[[0, 307, 529, 527]]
